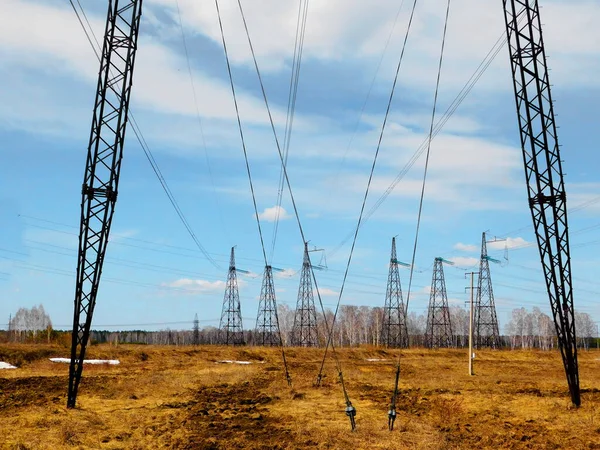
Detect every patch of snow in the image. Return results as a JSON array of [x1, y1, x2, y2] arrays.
[[0, 361, 17, 369], [366, 358, 387, 362], [216, 360, 252, 365], [49, 358, 120, 365]]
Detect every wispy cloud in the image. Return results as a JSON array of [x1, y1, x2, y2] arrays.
[[274, 268, 297, 279], [454, 243, 478, 252], [315, 287, 338, 297], [488, 237, 531, 250]]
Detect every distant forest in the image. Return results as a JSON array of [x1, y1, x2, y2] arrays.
[[2, 305, 597, 351]]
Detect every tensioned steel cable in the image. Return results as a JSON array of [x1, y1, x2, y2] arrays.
[[331, 0, 406, 190], [389, 0, 452, 431], [214, 0, 267, 265], [67, 0, 221, 270], [214, 0, 292, 385], [404, 0, 451, 315], [234, 0, 357, 429], [174, 0, 229, 240], [316, 0, 421, 387], [327, 26, 514, 260], [270, 0, 310, 263]]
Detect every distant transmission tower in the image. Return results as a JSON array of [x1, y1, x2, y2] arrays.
[[292, 243, 319, 347], [193, 313, 200, 346], [381, 237, 409, 348], [256, 265, 281, 346], [425, 257, 453, 348], [219, 247, 244, 345], [475, 232, 501, 348]]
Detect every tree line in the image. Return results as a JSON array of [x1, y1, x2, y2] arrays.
[[2, 305, 597, 350]]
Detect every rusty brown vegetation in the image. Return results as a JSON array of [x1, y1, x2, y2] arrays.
[[1, 344, 600, 449]]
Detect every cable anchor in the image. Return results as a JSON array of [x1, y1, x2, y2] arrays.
[[388, 406, 397, 431], [345, 402, 357, 431]]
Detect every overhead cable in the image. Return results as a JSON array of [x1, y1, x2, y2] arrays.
[[215, 0, 291, 385], [327, 23, 515, 260], [390, 0, 451, 430], [234, 0, 355, 429], [270, 0, 310, 263], [174, 0, 229, 240], [316, 0, 421, 389], [66, 0, 220, 270]]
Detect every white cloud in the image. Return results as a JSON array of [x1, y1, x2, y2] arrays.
[[240, 271, 260, 279], [315, 287, 338, 297], [488, 237, 531, 250], [146, 0, 600, 88], [448, 256, 479, 267], [337, 130, 523, 213], [162, 278, 225, 293], [447, 297, 464, 306], [257, 206, 291, 222], [454, 243, 478, 252], [567, 183, 600, 216], [0, 0, 295, 127], [274, 268, 297, 279]]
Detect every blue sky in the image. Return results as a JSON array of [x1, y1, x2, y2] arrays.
[[0, 0, 599, 332]]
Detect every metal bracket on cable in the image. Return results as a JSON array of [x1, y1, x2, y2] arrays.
[[345, 402, 357, 431], [388, 364, 401, 431], [314, 373, 323, 387], [388, 406, 397, 431], [338, 370, 356, 431]]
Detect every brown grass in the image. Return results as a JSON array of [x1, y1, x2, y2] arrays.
[[1, 344, 600, 449]]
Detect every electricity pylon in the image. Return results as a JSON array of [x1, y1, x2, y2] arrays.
[[219, 247, 244, 345], [381, 237, 409, 348], [67, 0, 143, 409], [503, 0, 580, 406], [292, 243, 319, 347], [193, 313, 200, 346], [474, 232, 500, 348], [256, 265, 281, 346], [425, 257, 453, 348]]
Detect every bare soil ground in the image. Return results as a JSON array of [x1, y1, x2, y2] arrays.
[[1, 344, 600, 449]]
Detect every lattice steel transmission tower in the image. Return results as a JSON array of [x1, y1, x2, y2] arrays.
[[256, 265, 281, 346], [67, 0, 143, 409], [381, 237, 409, 348], [474, 232, 501, 348], [425, 258, 453, 348], [292, 243, 319, 347], [219, 247, 244, 345], [193, 313, 200, 346], [503, 0, 580, 406]]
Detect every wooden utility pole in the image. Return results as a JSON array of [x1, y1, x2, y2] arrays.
[[465, 272, 479, 376]]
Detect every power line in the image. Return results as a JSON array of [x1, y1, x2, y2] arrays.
[[270, 0, 310, 263], [19, 214, 438, 278], [214, 0, 267, 264], [234, 0, 356, 427], [318, 0, 421, 383], [390, 0, 451, 428], [66, 0, 220, 270], [174, 0, 229, 241], [13, 219, 600, 307], [404, 0, 451, 315], [327, 22, 514, 260], [331, 0, 406, 191]]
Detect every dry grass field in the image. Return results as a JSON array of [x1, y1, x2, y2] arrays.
[[1, 343, 600, 449]]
